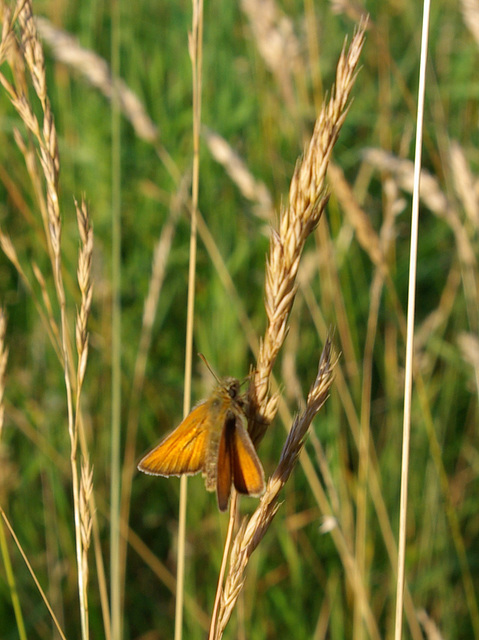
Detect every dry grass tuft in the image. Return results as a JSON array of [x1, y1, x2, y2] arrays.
[[0, 3, 95, 638]]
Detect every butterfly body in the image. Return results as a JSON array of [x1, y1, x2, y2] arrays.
[[138, 377, 265, 511]]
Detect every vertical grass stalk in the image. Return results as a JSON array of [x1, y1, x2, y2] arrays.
[[174, 1, 204, 639], [394, 1, 431, 638], [0, 310, 26, 640], [110, 1, 122, 639]]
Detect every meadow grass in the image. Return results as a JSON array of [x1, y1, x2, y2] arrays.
[[0, 0, 478, 639]]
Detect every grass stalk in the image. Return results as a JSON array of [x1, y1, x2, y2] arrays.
[[0, 310, 26, 640], [110, 0, 122, 638], [394, 1, 431, 638], [1, 508, 67, 640], [208, 493, 238, 640], [0, 517, 27, 640], [172, 1, 204, 639], [353, 272, 383, 640]]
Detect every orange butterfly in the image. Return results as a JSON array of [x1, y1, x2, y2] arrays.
[[138, 375, 265, 511]]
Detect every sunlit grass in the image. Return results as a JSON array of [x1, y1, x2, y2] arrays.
[[0, 0, 478, 639]]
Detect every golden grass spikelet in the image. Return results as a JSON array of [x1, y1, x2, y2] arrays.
[[214, 339, 334, 638], [0, 2, 62, 259], [0, 6, 94, 638], [249, 21, 366, 444], [75, 199, 93, 387], [80, 461, 94, 582], [17, 3, 61, 236], [17, 1, 46, 102]]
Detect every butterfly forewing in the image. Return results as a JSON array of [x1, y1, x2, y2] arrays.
[[138, 403, 209, 476]]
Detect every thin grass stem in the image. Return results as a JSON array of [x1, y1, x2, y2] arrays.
[[394, 1, 431, 638], [110, 0, 122, 638], [0, 520, 27, 640], [0, 508, 68, 640], [209, 492, 238, 640], [173, 1, 204, 639]]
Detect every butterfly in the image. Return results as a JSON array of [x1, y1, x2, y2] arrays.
[[138, 374, 265, 511]]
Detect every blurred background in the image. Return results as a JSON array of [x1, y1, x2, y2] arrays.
[[0, 0, 478, 638]]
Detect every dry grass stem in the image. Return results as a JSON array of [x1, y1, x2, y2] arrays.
[[330, 0, 370, 23], [364, 149, 452, 219], [417, 609, 445, 640], [0, 309, 7, 439], [203, 127, 274, 222], [0, 311, 26, 640], [0, 228, 62, 361], [36, 17, 158, 144], [461, 0, 479, 46], [328, 162, 385, 269], [32, 261, 62, 347], [213, 339, 334, 639], [118, 180, 186, 626], [449, 141, 479, 228], [364, 147, 479, 258], [240, 0, 301, 108], [364, 147, 479, 334], [415, 263, 460, 351], [249, 20, 366, 444], [0, 508, 68, 640], [458, 332, 479, 399]]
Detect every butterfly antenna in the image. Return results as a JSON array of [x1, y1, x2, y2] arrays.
[[198, 353, 221, 384], [240, 365, 255, 389]]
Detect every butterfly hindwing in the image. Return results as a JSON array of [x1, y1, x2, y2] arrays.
[[231, 419, 265, 497], [216, 418, 234, 511]]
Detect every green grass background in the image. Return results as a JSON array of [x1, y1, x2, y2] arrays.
[[0, 0, 478, 638]]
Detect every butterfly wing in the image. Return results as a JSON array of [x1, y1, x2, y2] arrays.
[[138, 403, 209, 477], [231, 420, 265, 497], [216, 418, 233, 511]]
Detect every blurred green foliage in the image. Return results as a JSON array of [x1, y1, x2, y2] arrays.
[[0, 0, 478, 639]]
